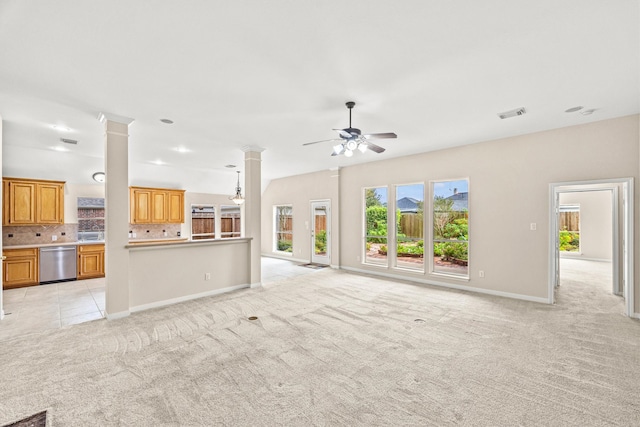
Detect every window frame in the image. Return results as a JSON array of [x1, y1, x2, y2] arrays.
[[220, 204, 242, 239], [274, 204, 294, 254], [393, 182, 425, 273], [190, 204, 217, 240], [363, 186, 389, 267], [430, 179, 470, 279]]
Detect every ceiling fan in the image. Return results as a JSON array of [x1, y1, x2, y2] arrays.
[[303, 101, 397, 157]]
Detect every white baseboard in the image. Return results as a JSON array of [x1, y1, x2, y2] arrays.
[[262, 253, 309, 264], [341, 266, 549, 304], [106, 310, 131, 320], [250, 282, 262, 289], [630, 312, 640, 320], [130, 283, 250, 313]]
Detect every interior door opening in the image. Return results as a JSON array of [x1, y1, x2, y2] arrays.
[[549, 179, 634, 317]]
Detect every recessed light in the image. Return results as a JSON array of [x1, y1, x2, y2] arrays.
[[225, 164, 237, 168], [565, 106, 583, 113], [60, 138, 78, 145], [174, 146, 190, 153], [160, 119, 174, 124], [580, 109, 596, 115], [51, 146, 69, 152], [150, 159, 166, 165], [52, 125, 71, 132]]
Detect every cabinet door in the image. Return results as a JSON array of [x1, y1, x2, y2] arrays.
[[4, 180, 36, 225], [36, 182, 64, 224], [2, 248, 39, 289], [130, 188, 152, 224], [151, 191, 168, 223], [167, 191, 184, 223], [78, 245, 105, 279]]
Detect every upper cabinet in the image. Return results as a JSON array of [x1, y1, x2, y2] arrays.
[[3, 178, 65, 226], [130, 186, 185, 224]]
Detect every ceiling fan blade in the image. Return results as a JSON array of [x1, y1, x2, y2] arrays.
[[364, 142, 386, 153], [302, 138, 342, 146], [363, 132, 397, 140], [333, 129, 352, 139]]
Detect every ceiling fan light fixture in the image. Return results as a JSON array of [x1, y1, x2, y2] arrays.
[[358, 143, 368, 153], [344, 149, 353, 158], [346, 140, 358, 151], [333, 144, 344, 155]]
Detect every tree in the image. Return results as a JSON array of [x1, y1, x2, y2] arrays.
[[433, 196, 454, 239], [365, 188, 383, 208]]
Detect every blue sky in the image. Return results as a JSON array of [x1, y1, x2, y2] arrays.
[[371, 180, 468, 204]]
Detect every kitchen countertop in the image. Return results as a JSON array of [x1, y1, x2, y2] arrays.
[[3, 241, 105, 250]]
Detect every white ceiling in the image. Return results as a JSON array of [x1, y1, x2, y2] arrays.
[[0, 1, 638, 194]]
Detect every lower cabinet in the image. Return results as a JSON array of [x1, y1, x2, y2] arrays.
[[77, 244, 105, 280], [2, 248, 39, 289]]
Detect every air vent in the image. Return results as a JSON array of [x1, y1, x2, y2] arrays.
[[60, 138, 78, 145], [498, 107, 526, 120]]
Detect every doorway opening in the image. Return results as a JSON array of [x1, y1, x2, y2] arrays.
[[549, 178, 634, 317], [311, 200, 331, 265]]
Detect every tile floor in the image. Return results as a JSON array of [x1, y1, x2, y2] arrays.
[[0, 278, 105, 341], [0, 257, 320, 341]]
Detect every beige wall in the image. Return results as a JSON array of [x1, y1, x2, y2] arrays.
[[128, 239, 251, 310], [64, 183, 105, 223], [261, 168, 340, 266], [262, 115, 640, 310], [559, 191, 613, 261]]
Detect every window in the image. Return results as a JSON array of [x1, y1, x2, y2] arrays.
[[432, 180, 469, 277], [220, 205, 241, 238], [77, 197, 104, 240], [559, 205, 580, 252], [191, 205, 215, 240], [274, 205, 293, 253], [364, 187, 388, 266], [396, 184, 424, 271]]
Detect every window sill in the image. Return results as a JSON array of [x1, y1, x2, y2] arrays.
[[274, 251, 293, 256], [429, 271, 470, 282]]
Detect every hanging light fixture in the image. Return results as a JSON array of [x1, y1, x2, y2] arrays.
[[230, 171, 245, 205]]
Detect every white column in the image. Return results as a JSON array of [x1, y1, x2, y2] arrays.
[[100, 112, 134, 319], [243, 146, 264, 287]]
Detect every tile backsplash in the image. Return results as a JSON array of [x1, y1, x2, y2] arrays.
[[3, 224, 78, 246], [129, 224, 181, 239], [3, 223, 183, 246]]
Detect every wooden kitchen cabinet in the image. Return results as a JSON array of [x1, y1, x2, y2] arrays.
[[77, 244, 105, 280], [3, 177, 64, 226], [2, 248, 39, 289], [130, 186, 184, 224]]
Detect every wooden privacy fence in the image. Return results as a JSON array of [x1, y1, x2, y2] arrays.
[[400, 214, 423, 239], [560, 211, 580, 231]]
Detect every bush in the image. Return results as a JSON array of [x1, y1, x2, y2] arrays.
[[315, 230, 327, 253], [559, 228, 579, 252], [435, 242, 468, 261], [277, 240, 292, 252]]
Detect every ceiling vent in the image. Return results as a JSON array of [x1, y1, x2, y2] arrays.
[[498, 107, 526, 120], [60, 138, 78, 144]]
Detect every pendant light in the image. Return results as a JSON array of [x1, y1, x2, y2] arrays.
[[230, 171, 245, 205]]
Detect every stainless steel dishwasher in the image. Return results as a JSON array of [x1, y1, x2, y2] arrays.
[[40, 246, 77, 283]]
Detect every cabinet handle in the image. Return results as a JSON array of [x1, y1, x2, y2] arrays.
[[1, 256, 6, 261]]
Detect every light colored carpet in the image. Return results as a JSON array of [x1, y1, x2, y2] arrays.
[[1, 259, 639, 426]]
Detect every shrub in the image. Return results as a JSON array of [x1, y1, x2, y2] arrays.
[[559, 228, 579, 252], [277, 240, 292, 252], [315, 230, 327, 253]]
